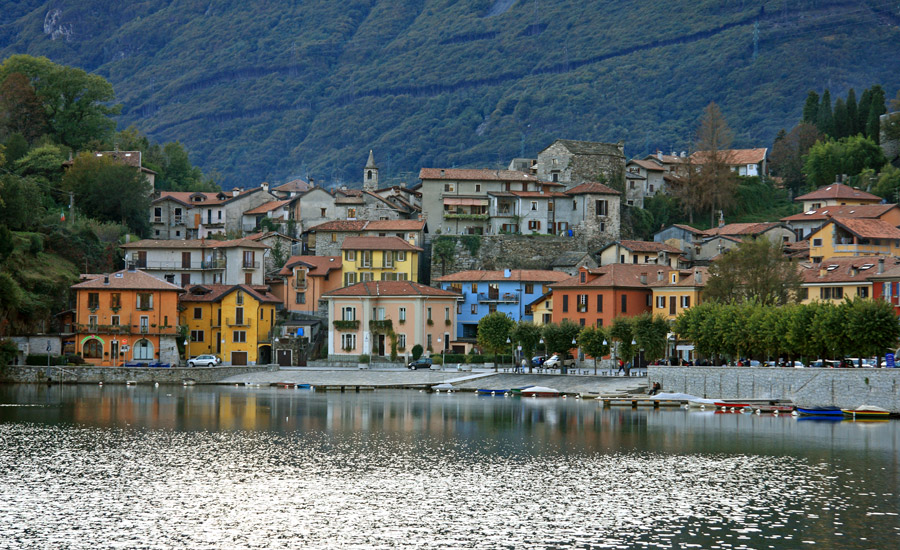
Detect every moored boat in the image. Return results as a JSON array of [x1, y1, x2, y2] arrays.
[[520, 386, 560, 398], [795, 407, 843, 417], [714, 401, 751, 409], [755, 405, 794, 413], [841, 406, 891, 418], [476, 389, 509, 396]]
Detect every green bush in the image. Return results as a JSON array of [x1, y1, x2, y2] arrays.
[[430, 355, 443, 365], [358, 354, 370, 364], [25, 354, 68, 366], [442, 353, 466, 363], [65, 354, 85, 365], [411, 344, 423, 360]]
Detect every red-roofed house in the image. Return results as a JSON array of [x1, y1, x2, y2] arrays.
[[597, 240, 684, 267], [690, 148, 769, 177], [323, 281, 461, 358], [121, 238, 269, 287], [794, 183, 882, 212], [626, 158, 667, 203], [341, 236, 423, 285], [808, 217, 900, 262], [305, 219, 426, 256], [278, 256, 343, 314], [150, 184, 277, 239], [782, 204, 900, 240], [242, 200, 292, 232]]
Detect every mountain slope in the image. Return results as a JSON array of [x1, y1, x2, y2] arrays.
[[2, 0, 899, 189]]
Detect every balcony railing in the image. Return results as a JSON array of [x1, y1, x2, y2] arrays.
[[74, 323, 131, 334], [477, 292, 519, 303], [292, 279, 307, 289], [242, 261, 260, 269], [173, 216, 184, 225], [152, 216, 162, 223], [128, 259, 226, 270], [445, 213, 489, 221], [834, 244, 891, 254], [226, 318, 251, 327]]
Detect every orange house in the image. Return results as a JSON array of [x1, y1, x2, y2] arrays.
[[279, 255, 343, 314], [550, 264, 673, 328], [71, 269, 183, 366]]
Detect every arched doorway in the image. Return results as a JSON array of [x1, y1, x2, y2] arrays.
[[83, 338, 103, 360], [258, 345, 272, 365], [133, 339, 154, 361]]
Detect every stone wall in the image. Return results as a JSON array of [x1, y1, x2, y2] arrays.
[[430, 233, 605, 276], [1, 365, 275, 384], [649, 365, 900, 412]]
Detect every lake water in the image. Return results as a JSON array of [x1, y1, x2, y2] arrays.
[[0, 384, 898, 549]]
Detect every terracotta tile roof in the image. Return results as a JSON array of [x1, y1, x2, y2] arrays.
[[625, 172, 646, 180], [648, 267, 709, 288], [245, 231, 299, 242], [179, 284, 280, 304], [341, 236, 423, 251], [419, 168, 539, 182], [552, 264, 674, 289], [782, 204, 896, 222], [121, 238, 269, 249], [435, 269, 571, 283], [671, 224, 704, 234], [273, 179, 311, 193], [691, 148, 768, 165], [800, 256, 894, 284], [701, 222, 782, 237], [307, 220, 425, 232], [324, 280, 461, 298], [335, 195, 364, 205], [829, 217, 900, 240], [551, 251, 591, 267], [243, 200, 291, 215], [603, 240, 683, 254], [71, 269, 184, 291], [794, 183, 882, 203], [336, 189, 363, 197], [547, 139, 625, 157], [628, 159, 665, 171], [279, 256, 342, 276], [565, 182, 621, 195], [489, 191, 568, 198], [867, 260, 900, 280]]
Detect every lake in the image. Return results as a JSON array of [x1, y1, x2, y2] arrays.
[[1, 384, 898, 549]]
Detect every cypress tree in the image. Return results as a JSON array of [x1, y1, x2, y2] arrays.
[[833, 98, 848, 139], [866, 85, 887, 143], [858, 88, 872, 136], [817, 89, 834, 136], [846, 88, 858, 135], [802, 91, 819, 124]]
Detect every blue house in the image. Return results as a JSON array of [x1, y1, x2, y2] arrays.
[[435, 269, 570, 339]]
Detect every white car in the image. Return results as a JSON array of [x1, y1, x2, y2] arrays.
[[188, 354, 221, 367], [543, 354, 575, 368]]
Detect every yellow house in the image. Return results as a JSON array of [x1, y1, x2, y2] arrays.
[[798, 257, 880, 304], [808, 218, 900, 263], [179, 284, 279, 365], [529, 292, 553, 325], [341, 236, 422, 285], [649, 267, 708, 321], [794, 182, 882, 212]]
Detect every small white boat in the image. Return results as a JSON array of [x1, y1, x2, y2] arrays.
[[520, 386, 560, 398]]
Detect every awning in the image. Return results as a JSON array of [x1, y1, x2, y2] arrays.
[[443, 197, 489, 206]]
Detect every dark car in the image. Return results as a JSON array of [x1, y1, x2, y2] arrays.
[[408, 357, 433, 370]]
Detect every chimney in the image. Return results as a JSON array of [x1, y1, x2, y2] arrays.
[[717, 211, 725, 228], [309, 178, 315, 187], [657, 270, 664, 282], [879, 258, 885, 274], [657, 149, 662, 161], [232, 188, 240, 197], [851, 266, 858, 277], [640, 273, 647, 285], [694, 270, 702, 284], [616, 140, 624, 155], [818, 266, 826, 278], [504, 268, 511, 278], [261, 182, 269, 193], [127, 262, 136, 272], [103, 274, 109, 285], [440, 169, 445, 176]]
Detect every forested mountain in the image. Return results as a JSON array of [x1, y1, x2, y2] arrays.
[[2, 0, 899, 189]]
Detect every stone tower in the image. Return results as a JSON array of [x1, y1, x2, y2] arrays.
[[363, 150, 378, 192]]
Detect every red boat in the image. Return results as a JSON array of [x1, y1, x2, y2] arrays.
[[520, 386, 560, 398], [714, 402, 751, 409]]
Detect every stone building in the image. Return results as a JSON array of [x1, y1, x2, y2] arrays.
[[534, 139, 626, 186]]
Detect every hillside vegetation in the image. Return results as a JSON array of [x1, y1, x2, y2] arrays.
[[2, 0, 899, 188]]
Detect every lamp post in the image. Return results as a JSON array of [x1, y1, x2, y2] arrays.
[[599, 339, 607, 376], [631, 338, 637, 377], [437, 337, 443, 370], [537, 337, 545, 373], [183, 339, 189, 366], [569, 337, 577, 375], [506, 337, 512, 372]]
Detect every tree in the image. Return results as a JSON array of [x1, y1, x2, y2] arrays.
[[632, 312, 669, 362], [857, 87, 873, 136], [577, 325, 610, 374], [270, 239, 288, 271], [693, 102, 737, 227], [871, 165, 900, 200], [769, 122, 823, 195], [843, 297, 900, 367], [477, 311, 514, 369], [0, 72, 48, 142], [3, 133, 28, 165], [817, 89, 834, 136], [14, 144, 66, 185], [432, 237, 455, 277], [609, 316, 636, 366], [803, 135, 886, 189], [60, 153, 152, 235], [846, 88, 859, 136], [704, 238, 800, 306], [0, 272, 25, 335], [0, 175, 43, 231], [833, 98, 848, 139], [0, 224, 13, 261], [0, 55, 120, 150], [541, 319, 580, 361], [802, 91, 820, 125], [411, 344, 423, 360], [510, 320, 542, 372], [866, 85, 887, 143]]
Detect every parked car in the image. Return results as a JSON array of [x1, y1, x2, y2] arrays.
[[543, 354, 575, 368], [408, 357, 433, 370], [531, 355, 547, 367], [188, 354, 221, 367]]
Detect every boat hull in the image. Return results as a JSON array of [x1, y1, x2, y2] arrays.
[[796, 407, 843, 417]]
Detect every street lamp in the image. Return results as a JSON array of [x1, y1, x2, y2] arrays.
[[506, 337, 512, 372], [183, 339, 189, 365], [537, 338, 545, 374], [598, 338, 607, 376], [570, 337, 577, 375], [631, 338, 637, 376], [437, 337, 443, 370]]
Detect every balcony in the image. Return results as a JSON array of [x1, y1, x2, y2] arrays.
[[834, 244, 891, 255], [445, 213, 489, 221], [226, 318, 251, 327], [242, 261, 260, 270], [333, 320, 360, 331], [74, 323, 131, 335], [131, 259, 226, 270], [477, 292, 519, 303], [292, 279, 308, 289], [152, 216, 162, 223]]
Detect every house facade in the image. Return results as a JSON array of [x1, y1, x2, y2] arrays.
[[653, 224, 705, 262], [807, 218, 900, 263], [306, 219, 426, 257], [324, 281, 461, 357], [149, 186, 277, 239], [794, 183, 882, 212], [782, 204, 900, 240], [798, 257, 881, 304], [690, 148, 769, 177], [534, 139, 626, 185], [598, 240, 684, 267], [179, 284, 279, 365], [121, 238, 269, 287], [434, 269, 570, 339], [649, 267, 707, 321], [278, 255, 343, 314], [71, 269, 182, 366], [340, 236, 422, 285]]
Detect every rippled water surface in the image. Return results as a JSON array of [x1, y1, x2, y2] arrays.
[[1, 385, 898, 549]]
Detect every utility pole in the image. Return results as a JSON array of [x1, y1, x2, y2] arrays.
[[68, 192, 74, 224]]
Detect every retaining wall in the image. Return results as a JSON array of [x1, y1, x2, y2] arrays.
[[649, 365, 900, 412], [1, 365, 276, 384]]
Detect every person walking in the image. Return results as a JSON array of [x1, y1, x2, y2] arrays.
[[617, 358, 625, 375]]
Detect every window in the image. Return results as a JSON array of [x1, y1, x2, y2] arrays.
[[525, 283, 534, 294], [562, 295, 569, 312], [383, 251, 393, 268], [346, 250, 356, 261], [341, 333, 357, 351], [528, 220, 541, 230], [397, 251, 406, 262], [823, 287, 844, 300], [657, 296, 665, 308], [136, 293, 153, 310], [597, 294, 603, 312], [344, 272, 357, 286], [427, 334, 432, 349], [361, 272, 373, 282], [427, 307, 432, 321], [140, 316, 149, 334], [489, 304, 497, 313], [580, 318, 585, 326], [347, 208, 356, 219], [342, 307, 356, 321], [154, 207, 162, 220], [296, 292, 306, 304], [681, 296, 691, 308], [811, 203, 822, 209], [627, 200, 634, 206], [812, 238, 823, 247], [398, 334, 406, 349], [374, 307, 386, 321], [236, 291, 244, 305], [552, 172, 559, 182], [83, 339, 102, 359], [322, 208, 328, 217], [580, 272, 586, 283], [331, 232, 337, 242], [193, 307, 202, 319], [110, 315, 119, 326], [361, 251, 372, 268], [572, 200, 577, 210], [110, 293, 121, 309], [629, 181, 635, 190], [596, 200, 608, 216], [471, 283, 478, 293], [548, 201, 554, 212], [87, 315, 98, 328], [445, 307, 450, 321], [242, 251, 255, 269], [87, 292, 99, 310], [233, 330, 246, 343], [190, 330, 204, 342], [399, 307, 407, 321], [621, 294, 627, 313], [444, 184, 454, 193], [596, 319, 603, 327], [457, 303, 462, 314], [857, 287, 868, 298], [577, 294, 588, 312], [531, 201, 538, 211], [471, 304, 478, 314]]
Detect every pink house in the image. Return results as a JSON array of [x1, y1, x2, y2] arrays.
[[323, 281, 461, 358]]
